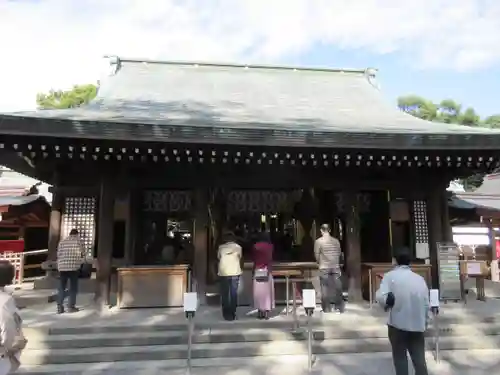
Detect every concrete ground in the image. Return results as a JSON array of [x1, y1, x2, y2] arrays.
[[16, 292, 500, 374], [17, 351, 500, 375], [18, 293, 500, 330]]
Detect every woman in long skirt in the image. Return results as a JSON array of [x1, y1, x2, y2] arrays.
[[252, 232, 275, 320]]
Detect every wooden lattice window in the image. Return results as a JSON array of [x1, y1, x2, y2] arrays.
[[61, 197, 97, 258], [143, 191, 192, 213], [412, 200, 429, 259]]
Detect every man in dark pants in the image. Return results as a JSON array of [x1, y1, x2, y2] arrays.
[[219, 276, 239, 320], [56, 229, 85, 314], [314, 224, 344, 313], [376, 247, 430, 375], [217, 232, 242, 321]]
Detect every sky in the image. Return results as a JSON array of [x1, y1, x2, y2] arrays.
[[1, 0, 499, 117]]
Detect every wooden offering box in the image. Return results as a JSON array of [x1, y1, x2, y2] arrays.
[[117, 265, 190, 308], [362, 263, 432, 302]]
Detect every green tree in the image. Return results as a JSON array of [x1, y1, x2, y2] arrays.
[[437, 99, 461, 123], [460, 107, 480, 126], [397, 95, 492, 191], [36, 84, 98, 109], [462, 173, 484, 191], [397, 95, 438, 121], [484, 115, 500, 128]]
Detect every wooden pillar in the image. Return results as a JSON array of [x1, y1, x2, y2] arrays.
[[296, 188, 317, 257], [193, 188, 209, 304], [441, 192, 453, 243], [47, 188, 63, 261], [427, 186, 444, 289], [95, 176, 115, 308], [487, 220, 499, 281], [345, 192, 362, 301], [124, 189, 136, 266]]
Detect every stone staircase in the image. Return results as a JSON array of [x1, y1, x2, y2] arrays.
[[18, 310, 500, 374]]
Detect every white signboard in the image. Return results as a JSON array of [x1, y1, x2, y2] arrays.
[[302, 289, 316, 309], [183, 292, 198, 312], [429, 289, 440, 308], [466, 262, 482, 276], [416, 242, 430, 259]]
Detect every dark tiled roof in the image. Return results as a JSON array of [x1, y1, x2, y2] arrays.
[[0, 186, 27, 197], [452, 174, 500, 211], [0, 195, 44, 207], [1, 57, 500, 148]]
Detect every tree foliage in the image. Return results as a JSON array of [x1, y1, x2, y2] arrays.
[[398, 95, 500, 191], [398, 95, 498, 128], [484, 115, 500, 128], [36, 84, 98, 109], [397, 95, 437, 121]]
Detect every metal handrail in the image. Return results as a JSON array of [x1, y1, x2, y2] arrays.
[[289, 276, 314, 331], [22, 249, 49, 256]]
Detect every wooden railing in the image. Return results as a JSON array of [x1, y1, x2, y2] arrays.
[[0, 249, 48, 284]]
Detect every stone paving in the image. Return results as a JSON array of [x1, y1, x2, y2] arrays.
[[17, 293, 500, 374], [18, 293, 500, 330], [19, 351, 500, 375]]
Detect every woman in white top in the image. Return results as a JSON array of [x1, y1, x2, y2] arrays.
[[0, 260, 27, 374]]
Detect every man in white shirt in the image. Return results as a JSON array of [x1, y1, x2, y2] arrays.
[[0, 260, 27, 374], [376, 247, 430, 375], [217, 232, 243, 321]]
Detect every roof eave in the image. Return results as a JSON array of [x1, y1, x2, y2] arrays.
[[1, 114, 500, 150]]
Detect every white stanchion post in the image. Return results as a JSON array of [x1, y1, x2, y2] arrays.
[[429, 289, 440, 363], [183, 292, 198, 375], [303, 289, 316, 372]]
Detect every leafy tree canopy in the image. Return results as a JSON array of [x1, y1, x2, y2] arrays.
[[397, 95, 437, 121], [484, 115, 500, 128], [398, 95, 499, 128], [36, 84, 98, 109], [397, 95, 499, 190]]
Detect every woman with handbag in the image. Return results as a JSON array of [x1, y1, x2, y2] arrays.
[[0, 260, 27, 374], [252, 232, 275, 320]]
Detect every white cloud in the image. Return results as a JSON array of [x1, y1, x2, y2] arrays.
[[0, 0, 499, 112]]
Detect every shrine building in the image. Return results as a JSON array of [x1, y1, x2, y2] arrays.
[[1, 57, 500, 308]]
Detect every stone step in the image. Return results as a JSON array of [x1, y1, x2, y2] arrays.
[[16, 350, 500, 375], [20, 334, 500, 365], [24, 323, 500, 350], [27, 314, 500, 336], [11, 352, 447, 375]]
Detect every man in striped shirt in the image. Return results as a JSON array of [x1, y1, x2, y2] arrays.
[[56, 229, 85, 314], [314, 224, 344, 313]]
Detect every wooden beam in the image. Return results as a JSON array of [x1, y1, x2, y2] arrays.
[[123, 189, 135, 266], [193, 188, 209, 304], [48, 185, 63, 261], [441, 192, 453, 243], [487, 220, 499, 281], [95, 175, 115, 308], [345, 191, 362, 302], [426, 186, 445, 289]]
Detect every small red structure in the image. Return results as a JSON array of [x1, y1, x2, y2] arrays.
[[0, 239, 24, 253]]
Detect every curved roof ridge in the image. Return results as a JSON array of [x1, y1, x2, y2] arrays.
[[104, 55, 371, 75]]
